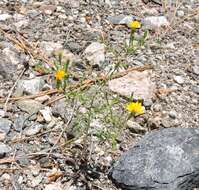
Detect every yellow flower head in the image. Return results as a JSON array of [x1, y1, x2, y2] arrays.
[[55, 69, 65, 81], [127, 20, 141, 29], [126, 101, 144, 115]]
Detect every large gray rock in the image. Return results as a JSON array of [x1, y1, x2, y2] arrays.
[[109, 128, 199, 190]]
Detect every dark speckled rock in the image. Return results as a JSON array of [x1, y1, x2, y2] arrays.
[[109, 128, 199, 190]]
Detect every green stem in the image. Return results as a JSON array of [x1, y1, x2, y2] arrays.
[[129, 29, 135, 46]]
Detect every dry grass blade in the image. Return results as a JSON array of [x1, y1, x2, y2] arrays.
[[0, 27, 53, 68], [46, 64, 153, 105], [0, 89, 58, 103], [48, 104, 76, 155], [0, 157, 16, 164], [4, 68, 26, 113], [0, 65, 153, 104]]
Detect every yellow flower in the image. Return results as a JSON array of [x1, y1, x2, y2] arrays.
[[55, 69, 65, 81], [126, 101, 144, 115], [127, 20, 141, 29]]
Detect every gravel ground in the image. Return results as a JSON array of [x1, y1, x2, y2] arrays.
[[0, 0, 198, 190]]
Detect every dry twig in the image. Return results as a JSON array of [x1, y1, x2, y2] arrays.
[[4, 68, 26, 113]]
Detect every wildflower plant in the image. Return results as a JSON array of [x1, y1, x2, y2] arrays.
[[53, 51, 70, 90], [126, 100, 145, 120], [125, 20, 149, 53]]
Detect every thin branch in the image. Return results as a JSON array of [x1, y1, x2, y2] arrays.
[[4, 68, 26, 113], [48, 103, 76, 156]]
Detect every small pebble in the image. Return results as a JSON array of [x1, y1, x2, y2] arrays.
[[177, 10, 185, 17], [152, 104, 162, 112], [174, 76, 184, 84], [169, 110, 177, 119], [2, 173, 11, 181], [18, 176, 24, 184]]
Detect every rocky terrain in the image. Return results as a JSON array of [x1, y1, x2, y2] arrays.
[[0, 0, 198, 190]]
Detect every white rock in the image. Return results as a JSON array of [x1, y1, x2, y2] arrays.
[[0, 133, 6, 141], [57, 49, 76, 62], [44, 183, 63, 190], [107, 15, 134, 25], [14, 19, 29, 30], [58, 14, 67, 19], [108, 70, 155, 101], [0, 14, 12, 21], [46, 119, 56, 129], [164, 43, 175, 49], [45, 10, 53, 15], [31, 175, 43, 187], [143, 16, 169, 29], [141, 7, 159, 16], [39, 41, 63, 56], [0, 143, 12, 157], [177, 10, 184, 17], [84, 42, 105, 65], [1, 173, 11, 181], [174, 76, 184, 84], [24, 123, 43, 136], [40, 107, 52, 123], [2, 48, 20, 65], [18, 176, 24, 184], [127, 120, 146, 134], [56, 6, 63, 12], [193, 65, 199, 75], [0, 109, 5, 117]]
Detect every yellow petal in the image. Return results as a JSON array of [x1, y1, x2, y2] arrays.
[[127, 21, 141, 29]]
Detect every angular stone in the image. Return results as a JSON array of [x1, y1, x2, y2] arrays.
[[143, 16, 169, 29], [0, 109, 5, 117], [24, 123, 43, 136], [0, 118, 12, 134], [107, 15, 135, 25], [0, 143, 12, 158], [109, 128, 199, 190], [0, 52, 17, 79], [40, 107, 52, 123], [39, 41, 63, 56], [84, 42, 105, 65], [52, 99, 74, 122], [0, 14, 12, 21], [127, 120, 146, 134], [44, 182, 64, 190], [15, 77, 45, 96], [108, 70, 155, 101], [41, 5, 56, 15], [193, 65, 199, 75], [2, 47, 20, 65], [16, 100, 43, 114], [193, 86, 199, 94], [13, 116, 26, 132], [174, 75, 184, 84]]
